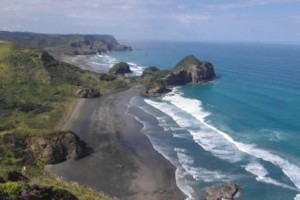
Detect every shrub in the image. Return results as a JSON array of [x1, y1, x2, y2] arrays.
[[0, 182, 25, 196]]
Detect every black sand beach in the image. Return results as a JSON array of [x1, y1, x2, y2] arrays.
[[46, 85, 185, 200]]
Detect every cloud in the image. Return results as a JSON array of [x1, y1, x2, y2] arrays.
[[201, 0, 299, 10], [176, 14, 209, 24], [0, 0, 299, 42]]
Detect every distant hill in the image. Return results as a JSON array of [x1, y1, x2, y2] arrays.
[[0, 31, 132, 55]]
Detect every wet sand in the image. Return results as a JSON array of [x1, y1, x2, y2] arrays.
[[46, 86, 185, 200]]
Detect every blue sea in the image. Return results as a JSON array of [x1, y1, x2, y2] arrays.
[[91, 41, 300, 200]]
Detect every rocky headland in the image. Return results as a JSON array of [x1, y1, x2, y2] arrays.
[[0, 31, 132, 56]]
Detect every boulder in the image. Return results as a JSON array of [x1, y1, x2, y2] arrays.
[[26, 131, 88, 164], [109, 62, 132, 75], [205, 184, 240, 200], [0, 131, 90, 165], [75, 86, 100, 98]]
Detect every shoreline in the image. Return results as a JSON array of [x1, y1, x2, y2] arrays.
[[46, 85, 185, 200], [58, 54, 109, 73]]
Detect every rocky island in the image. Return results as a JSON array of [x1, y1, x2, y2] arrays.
[[143, 55, 217, 96]]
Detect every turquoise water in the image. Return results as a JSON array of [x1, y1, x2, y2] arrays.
[[93, 41, 300, 199]]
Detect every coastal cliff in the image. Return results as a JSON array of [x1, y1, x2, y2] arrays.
[[0, 31, 132, 55]]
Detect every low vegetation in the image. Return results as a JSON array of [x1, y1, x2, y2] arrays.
[[0, 41, 125, 199]]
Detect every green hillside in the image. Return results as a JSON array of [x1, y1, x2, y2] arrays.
[[0, 42, 128, 135], [0, 41, 123, 199]]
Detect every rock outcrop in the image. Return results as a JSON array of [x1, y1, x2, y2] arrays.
[[26, 131, 88, 164], [143, 55, 216, 96], [205, 184, 240, 200], [0, 131, 90, 165], [165, 55, 216, 86], [144, 79, 171, 96], [75, 86, 100, 98], [109, 62, 132, 75], [141, 66, 171, 95]]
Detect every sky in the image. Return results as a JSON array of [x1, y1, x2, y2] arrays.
[[0, 0, 300, 43]]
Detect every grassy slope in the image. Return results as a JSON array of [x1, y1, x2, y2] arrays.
[[0, 42, 128, 135], [0, 41, 128, 199]]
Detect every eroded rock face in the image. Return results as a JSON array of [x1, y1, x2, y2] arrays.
[[0, 131, 89, 165], [143, 55, 216, 96], [145, 80, 171, 96], [205, 184, 240, 200], [26, 131, 87, 164], [76, 86, 100, 98]]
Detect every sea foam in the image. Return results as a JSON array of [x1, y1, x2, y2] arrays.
[[144, 88, 300, 196], [92, 54, 144, 76]]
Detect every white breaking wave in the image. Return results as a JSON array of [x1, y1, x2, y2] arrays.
[[145, 94, 245, 163], [245, 161, 298, 191], [127, 62, 143, 76], [144, 88, 300, 196], [126, 100, 195, 200], [93, 54, 144, 76], [176, 148, 234, 183], [295, 194, 300, 200]]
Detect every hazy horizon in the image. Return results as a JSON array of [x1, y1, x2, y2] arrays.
[[1, 0, 300, 44]]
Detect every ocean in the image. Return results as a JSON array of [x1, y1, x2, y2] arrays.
[[90, 41, 300, 200]]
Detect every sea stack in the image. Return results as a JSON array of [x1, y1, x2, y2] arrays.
[[144, 55, 216, 95], [165, 55, 216, 86]]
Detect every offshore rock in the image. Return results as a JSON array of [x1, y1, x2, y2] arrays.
[[205, 184, 241, 200], [165, 55, 216, 86], [143, 55, 216, 96]]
